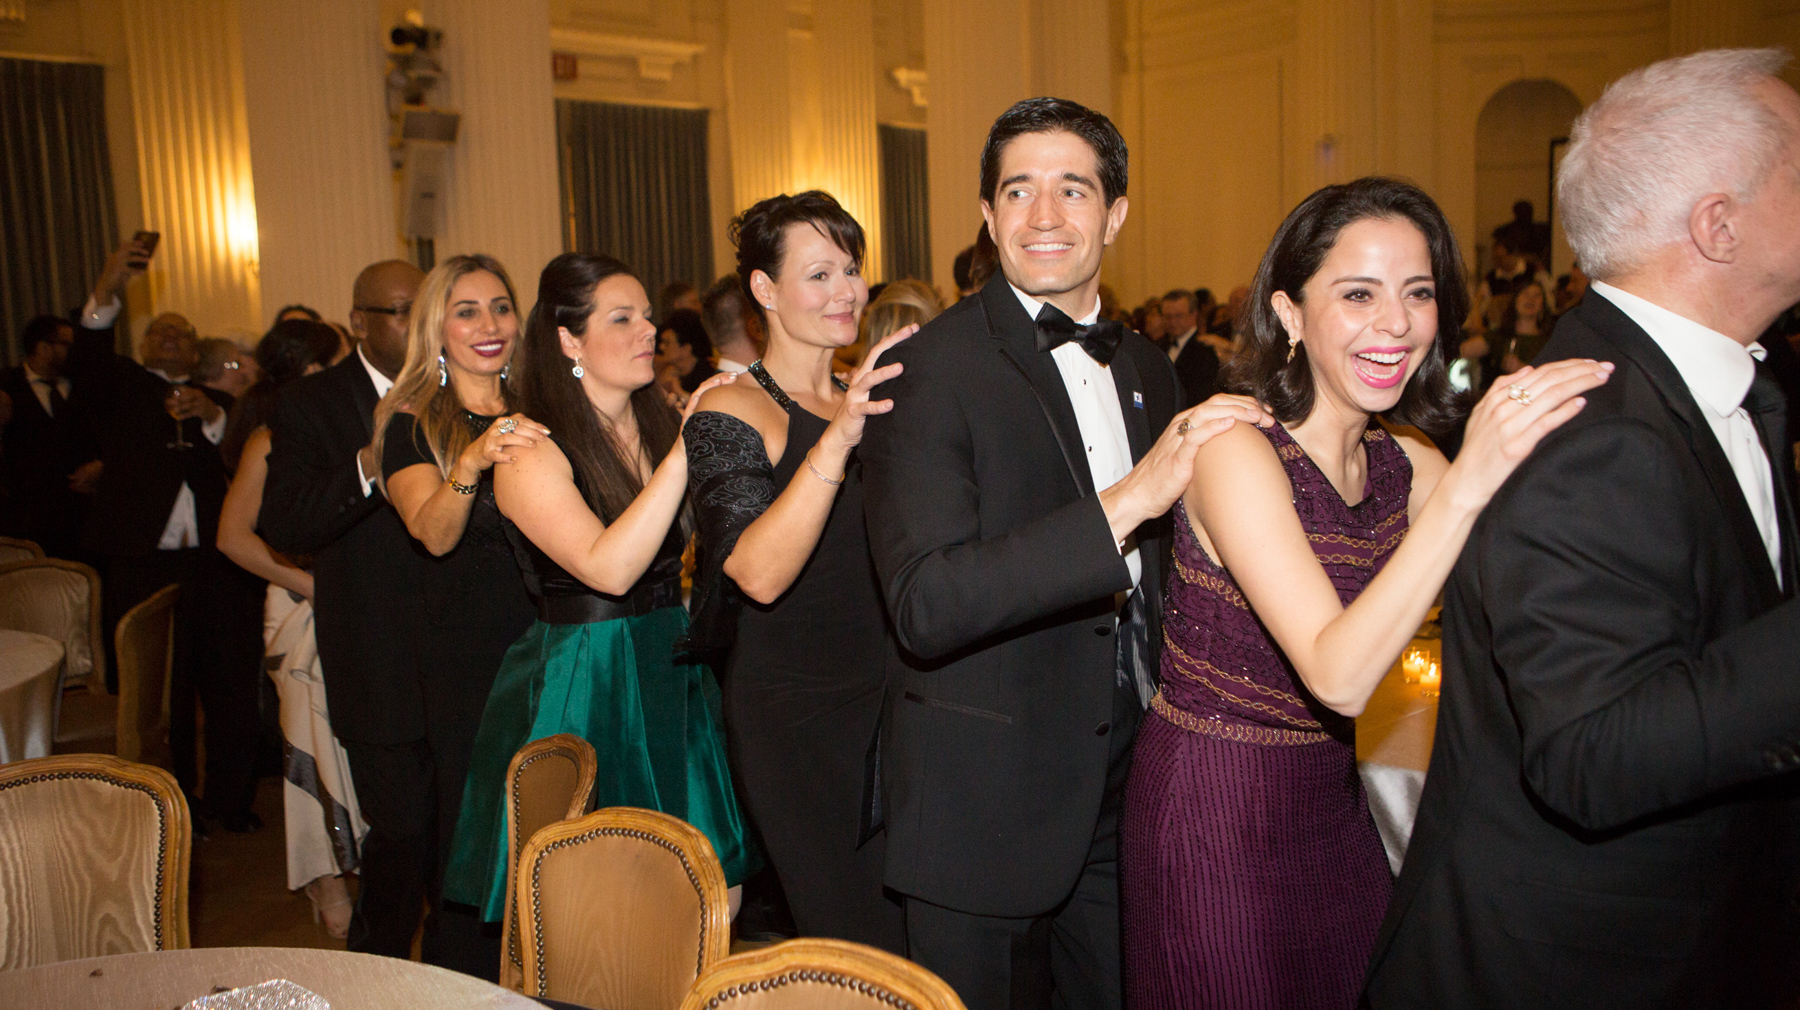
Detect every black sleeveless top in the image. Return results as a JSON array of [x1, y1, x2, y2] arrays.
[[501, 435, 686, 624]]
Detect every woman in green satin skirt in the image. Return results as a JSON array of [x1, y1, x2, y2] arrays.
[[441, 252, 755, 920]]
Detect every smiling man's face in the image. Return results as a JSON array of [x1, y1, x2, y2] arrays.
[[981, 129, 1128, 317]]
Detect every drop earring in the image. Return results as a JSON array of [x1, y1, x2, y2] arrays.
[[437, 352, 448, 386], [571, 356, 585, 379], [1286, 335, 1300, 364], [500, 363, 510, 381]]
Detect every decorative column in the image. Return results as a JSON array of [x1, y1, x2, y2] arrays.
[[120, 0, 261, 338], [1029, 0, 1113, 117], [1284, 0, 1377, 207], [810, 0, 884, 280], [238, 0, 399, 324], [922, 0, 1031, 294], [435, 0, 564, 289], [724, 0, 794, 216]]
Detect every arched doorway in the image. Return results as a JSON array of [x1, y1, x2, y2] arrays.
[[1474, 79, 1582, 279]]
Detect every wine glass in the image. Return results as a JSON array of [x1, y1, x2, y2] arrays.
[[165, 386, 194, 450]]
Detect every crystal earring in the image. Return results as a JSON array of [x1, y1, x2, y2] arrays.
[[1286, 335, 1300, 364], [571, 357, 585, 379], [500, 363, 510, 381], [437, 352, 448, 386]]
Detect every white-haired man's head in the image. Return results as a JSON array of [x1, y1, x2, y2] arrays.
[[1558, 48, 1794, 282]]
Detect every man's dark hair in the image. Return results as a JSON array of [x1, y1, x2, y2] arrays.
[[952, 245, 976, 293], [1512, 200, 1533, 222], [700, 274, 748, 344], [979, 97, 1128, 207], [20, 314, 72, 355], [661, 307, 713, 363], [274, 303, 322, 322], [1160, 289, 1199, 314], [1222, 176, 1468, 438], [729, 190, 866, 325]]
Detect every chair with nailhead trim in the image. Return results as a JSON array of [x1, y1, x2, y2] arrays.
[[0, 754, 191, 968], [499, 733, 597, 991], [114, 583, 177, 768], [677, 937, 968, 1010], [519, 806, 731, 1010]]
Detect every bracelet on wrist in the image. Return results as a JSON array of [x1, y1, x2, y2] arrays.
[[805, 453, 845, 487], [448, 476, 478, 495]]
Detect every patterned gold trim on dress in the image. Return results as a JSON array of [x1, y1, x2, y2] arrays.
[[1162, 634, 1325, 730], [1362, 427, 1388, 442], [1152, 693, 1334, 746], [1171, 558, 1249, 610], [1277, 443, 1306, 461]]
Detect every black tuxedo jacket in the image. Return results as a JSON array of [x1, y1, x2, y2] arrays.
[[1170, 331, 1220, 407], [860, 275, 1180, 917], [75, 354, 229, 558], [1365, 292, 1800, 1008], [260, 354, 427, 746], [0, 366, 97, 542]]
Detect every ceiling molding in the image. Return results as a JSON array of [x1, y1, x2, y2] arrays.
[[549, 27, 704, 83]]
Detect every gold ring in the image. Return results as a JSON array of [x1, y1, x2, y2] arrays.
[[1507, 384, 1534, 407], [1177, 419, 1192, 435]]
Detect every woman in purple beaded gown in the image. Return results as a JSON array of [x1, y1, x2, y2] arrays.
[[1121, 178, 1614, 1009]]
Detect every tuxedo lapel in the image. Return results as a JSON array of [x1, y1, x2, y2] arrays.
[[1109, 349, 1152, 464], [1583, 295, 1785, 607], [979, 280, 1094, 497], [343, 356, 379, 441]]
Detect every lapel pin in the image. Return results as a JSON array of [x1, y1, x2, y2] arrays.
[[1132, 391, 1144, 409]]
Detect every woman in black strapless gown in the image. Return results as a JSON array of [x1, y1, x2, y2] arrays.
[[683, 191, 913, 952]]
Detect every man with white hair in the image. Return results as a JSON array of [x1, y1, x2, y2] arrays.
[[1366, 48, 1800, 1007]]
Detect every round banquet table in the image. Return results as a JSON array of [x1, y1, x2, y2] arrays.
[[0, 629, 64, 763], [1355, 641, 1440, 875], [0, 946, 553, 1010]]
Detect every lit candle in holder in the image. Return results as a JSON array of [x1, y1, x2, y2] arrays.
[[1401, 642, 1442, 698], [1419, 658, 1440, 699]]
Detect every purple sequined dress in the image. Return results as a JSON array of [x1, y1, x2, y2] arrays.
[[1122, 421, 1406, 1009]]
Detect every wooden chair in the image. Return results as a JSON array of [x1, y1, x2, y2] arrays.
[[0, 558, 105, 696], [114, 584, 178, 768], [680, 938, 969, 1010], [518, 806, 730, 1010], [499, 733, 598, 991], [0, 537, 44, 564], [0, 754, 191, 968]]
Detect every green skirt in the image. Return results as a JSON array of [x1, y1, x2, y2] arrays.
[[443, 605, 758, 921]]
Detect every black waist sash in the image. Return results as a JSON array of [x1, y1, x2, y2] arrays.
[[534, 577, 682, 625]]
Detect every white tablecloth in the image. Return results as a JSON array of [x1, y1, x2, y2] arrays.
[[0, 629, 65, 763], [1355, 650, 1439, 874]]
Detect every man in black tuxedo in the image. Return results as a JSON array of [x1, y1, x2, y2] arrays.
[[75, 299, 257, 828], [861, 98, 1268, 1010], [1160, 288, 1220, 406], [259, 260, 452, 964], [0, 315, 99, 559], [1366, 49, 1800, 1008]]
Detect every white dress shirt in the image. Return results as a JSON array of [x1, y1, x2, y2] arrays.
[[355, 345, 396, 497], [146, 366, 227, 550], [1592, 281, 1782, 585], [716, 356, 752, 375], [1009, 284, 1141, 589], [1167, 327, 1198, 363], [22, 363, 70, 417]]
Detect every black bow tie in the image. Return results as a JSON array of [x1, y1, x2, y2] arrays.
[[1035, 302, 1124, 366]]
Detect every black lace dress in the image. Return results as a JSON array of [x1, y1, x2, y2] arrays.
[[683, 362, 903, 952]]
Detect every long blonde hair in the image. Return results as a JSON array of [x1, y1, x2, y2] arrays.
[[370, 254, 519, 494]]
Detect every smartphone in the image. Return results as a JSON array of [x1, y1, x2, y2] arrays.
[[129, 230, 160, 269]]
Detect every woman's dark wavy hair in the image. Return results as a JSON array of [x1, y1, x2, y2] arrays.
[[221, 318, 340, 473], [1223, 177, 1468, 436], [517, 252, 681, 524], [729, 190, 866, 327]]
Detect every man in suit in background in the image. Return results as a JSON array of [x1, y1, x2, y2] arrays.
[[76, 290, 258, 830], [259, 260, 449, 965], [1160, 288, 1220, 406], [1366, 48, 1800, 1008], [0, 315, 99, 559], [861, 97, 1267, 1010]]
